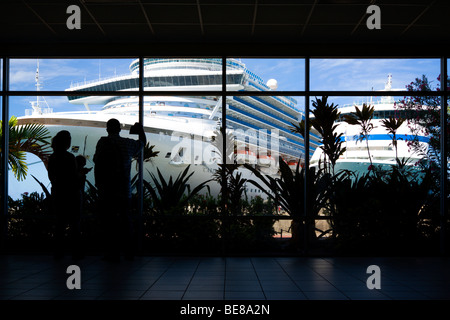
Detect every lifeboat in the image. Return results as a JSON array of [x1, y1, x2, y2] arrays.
[[257, 154, 271, 167], [236, 150, 247, 163], [248, 150, 257, 164], [288, 160, 299, 171]]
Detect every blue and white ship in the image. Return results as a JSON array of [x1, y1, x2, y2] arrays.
[[18, 58, 320, 197], [310, 75, 430, 175]]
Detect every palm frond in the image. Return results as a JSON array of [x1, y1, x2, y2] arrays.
[[31, 174, 51, 199], [145, 165, 211, 215], [1, 116, 52, 180]]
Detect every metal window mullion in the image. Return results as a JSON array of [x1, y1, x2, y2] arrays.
[[1, 57, 9, 244], [222, 55, 227, 184], [440, 56, 448, 256], [6, 90, 444, 98], [137, 56, 144, 252], [304, 56, 310, 254], [221, 56, 228, 255]]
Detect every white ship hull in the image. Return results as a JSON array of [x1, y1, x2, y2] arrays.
[[310, 103, 430, 177], [12, 58, 319, 199], [17, 111, 276, 199]]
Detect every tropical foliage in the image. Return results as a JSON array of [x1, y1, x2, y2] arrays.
[[395, 74, 450, 169], [0, 116, 51, 181], [6, 87, 448, 255], [343, 103, 376, 167], [381, 116, 405, 161], [245, 157, 331, 250], [291, 96, 346, 174], [144, 165, 211, 215], [132, 142, 160, 169]]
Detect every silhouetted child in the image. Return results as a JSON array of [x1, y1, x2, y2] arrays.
[[75, 155, 92, 192], [75, 155, 92, 225]]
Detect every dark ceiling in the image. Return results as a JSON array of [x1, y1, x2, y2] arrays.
[[1, 0, 449, 56]]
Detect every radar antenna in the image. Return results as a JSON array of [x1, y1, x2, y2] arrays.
[[385, 73, 392, 91]]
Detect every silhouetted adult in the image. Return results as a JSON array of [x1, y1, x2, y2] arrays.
[[48, 130, 82, 260], [94, 118, 146, 261]]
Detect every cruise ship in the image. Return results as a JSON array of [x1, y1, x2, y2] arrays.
[[18, 58, 321, 198], [310, 75, 430, 175]]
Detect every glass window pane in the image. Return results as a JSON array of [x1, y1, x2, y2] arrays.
[[9, 58, 136, 92], [222, 93, 313, 251], [224, 91, 325, 251], [310, 58, 440, 91], [143, 58, 222, 91], [9, 94, 138, 199], [0, 97, 3, 220], [308, 93, 440, 254], [309, 94, 438, 172], [139, 95, 221, 253], [227, 58, 305, 91], [446, 58, 449, 242], [8, 92, 143, 250]]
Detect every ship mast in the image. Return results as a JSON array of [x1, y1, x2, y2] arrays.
[[31, 59, 50, 115], [382, 74, 393, 104], [385, 73, 392, 90], [32, 59, 42, 114]]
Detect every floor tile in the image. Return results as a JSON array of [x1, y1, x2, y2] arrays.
[[1, 255, 449, 301], [422, 291, 450, 299], [344, 290, 391, 300], [303, 291, 349, 300], [97, 290, 146, 300], [264, 291, 308, 300], [261, 283, 300, 291], [187, 284, 224, 291], [295, 280, 338, 291], [150, 283, 189, 291], [383, 291, 430, 300], [225, 291, 266, 300], [183, 291, 224, 300], [140, 290, 184, 300], [225, 284, 262, 291]]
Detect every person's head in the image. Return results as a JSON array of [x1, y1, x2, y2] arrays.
[[51, 130, 71, 152], [76, 155, 86, 168], [106, 118, 121, 135]]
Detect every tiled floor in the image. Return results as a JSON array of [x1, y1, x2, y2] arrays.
[[0, 255, 449, 300]]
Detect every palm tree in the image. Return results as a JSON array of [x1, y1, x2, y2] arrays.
[[291, 96, 346, 175], [245, 157, 330, 249], [144, 165, 211, 215], [0, 116, 51, 181], [210, 127, 247, 212], [381, 116, 405, 162], [132, 142, 160, 169], [343, 104, 376, 167]]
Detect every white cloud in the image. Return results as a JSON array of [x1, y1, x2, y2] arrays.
[[310, 58, 440, 92], [8, 59, 133, 91], [10, 70, 36, 86]]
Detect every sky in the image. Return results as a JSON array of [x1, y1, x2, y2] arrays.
[[7, 57, 442, 116], [5, 57, 444, 199]]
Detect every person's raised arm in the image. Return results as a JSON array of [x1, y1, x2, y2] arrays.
[[132, 122, 147, 145]]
